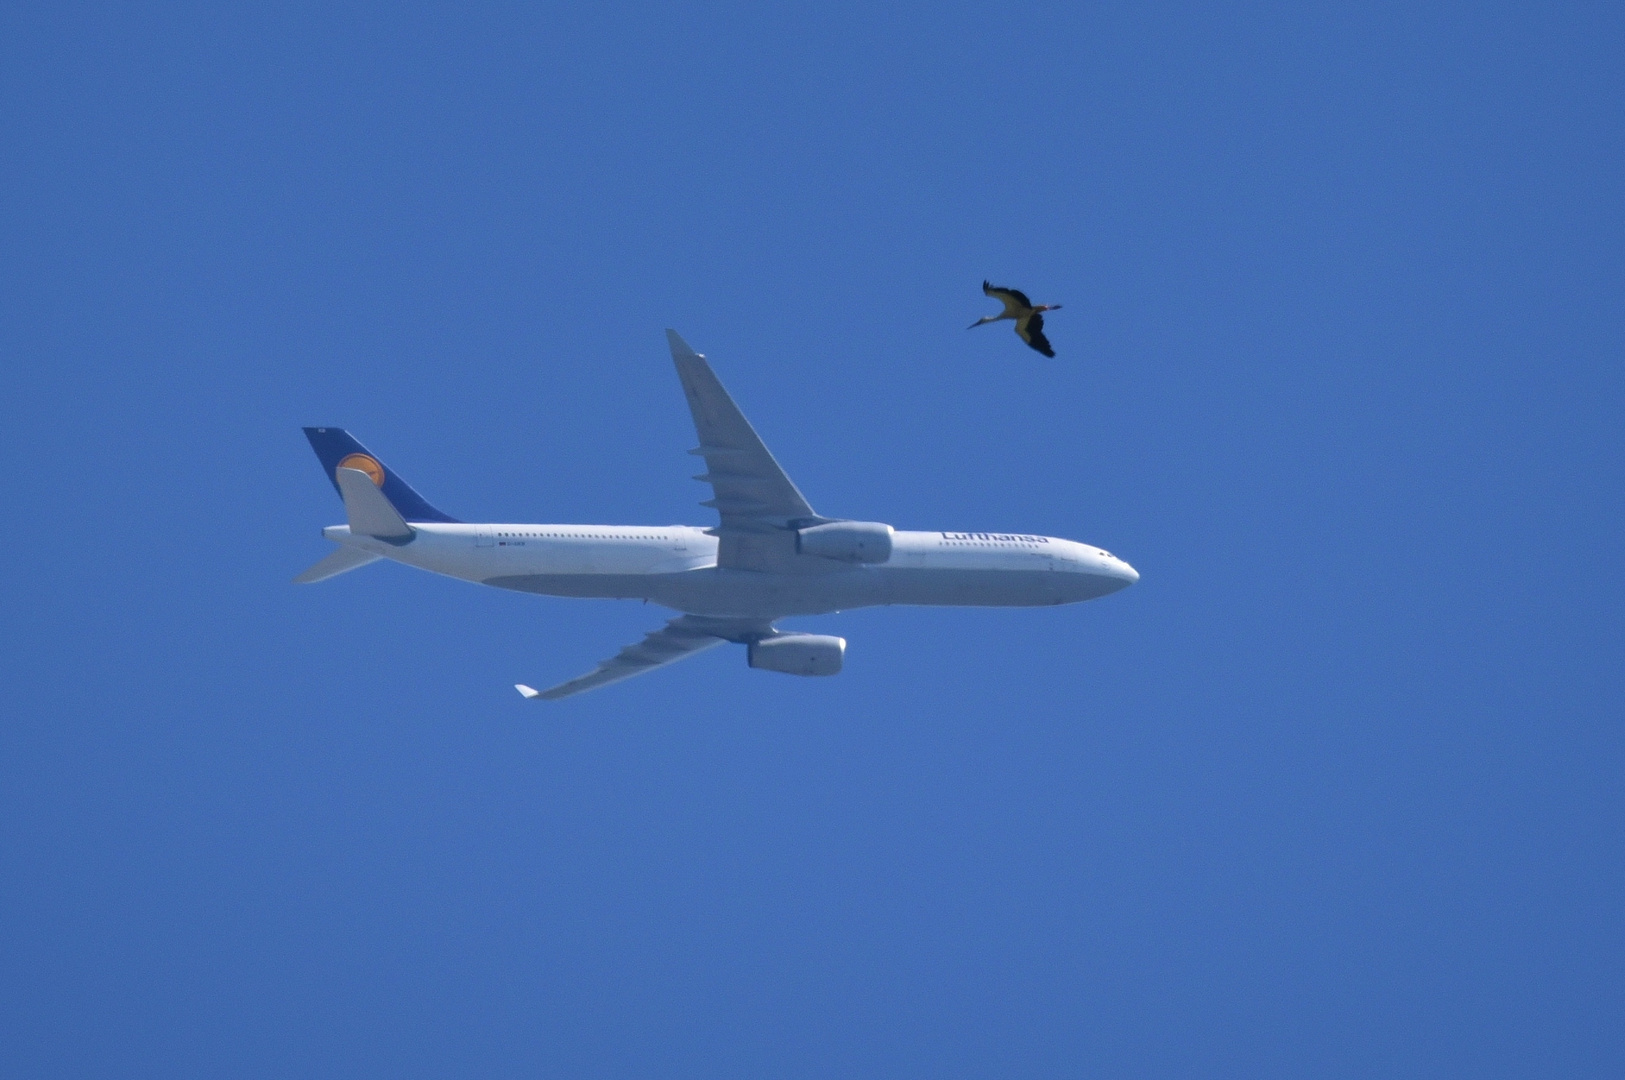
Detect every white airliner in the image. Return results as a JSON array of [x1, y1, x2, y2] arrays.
[[297, 331, 1138, 699]]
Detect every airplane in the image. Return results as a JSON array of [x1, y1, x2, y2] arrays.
[[296, 330, 1139, 699]]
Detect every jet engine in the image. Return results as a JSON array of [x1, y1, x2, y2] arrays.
[[795, 521, 893, 564], [747, 633, 846, 676]]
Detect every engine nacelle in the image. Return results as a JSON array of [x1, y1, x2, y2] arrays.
[[747, 633, 846, 677], [795, 521, 894, 564]]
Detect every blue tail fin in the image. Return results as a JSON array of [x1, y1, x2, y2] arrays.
[[302, 427, 460, 523]]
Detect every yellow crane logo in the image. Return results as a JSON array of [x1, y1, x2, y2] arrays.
[[336, 453, 385, 487]]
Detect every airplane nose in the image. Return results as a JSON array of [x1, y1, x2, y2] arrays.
[[1100, 557, 1139, 592]]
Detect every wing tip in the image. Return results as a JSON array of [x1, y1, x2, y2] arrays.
[[515, 684, 542, 699], [665, 328, 702, 360]]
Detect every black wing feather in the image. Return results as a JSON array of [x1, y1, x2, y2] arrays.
[[1017, 312, 1055, 357], [983, 280, 1034, 308]]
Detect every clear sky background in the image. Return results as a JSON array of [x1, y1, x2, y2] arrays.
[[3, 2, 1621, 1076]]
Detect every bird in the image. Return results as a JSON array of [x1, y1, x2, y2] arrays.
[[969, 280, 1061, 357]]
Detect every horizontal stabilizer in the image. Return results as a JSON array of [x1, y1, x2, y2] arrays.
[[293, 546, 381, 584], [336, 467, 414, 541]]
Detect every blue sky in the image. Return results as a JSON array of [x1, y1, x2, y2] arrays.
[[2, 2, 1621, 1076]]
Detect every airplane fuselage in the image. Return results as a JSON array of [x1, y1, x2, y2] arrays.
[[323, 523, 1138, 619], [299, 331, 1139, 697]]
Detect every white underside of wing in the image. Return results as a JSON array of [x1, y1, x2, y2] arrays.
[[985, 289, 1026, 318], [667, 330, 820, 570], [520, 614, 771, 701]]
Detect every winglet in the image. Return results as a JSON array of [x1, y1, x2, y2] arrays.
[[665, 328, 700, 360], [515, 684, 542, 699]]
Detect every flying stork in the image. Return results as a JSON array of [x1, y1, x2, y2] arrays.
[[969, 280, 1062, 357]]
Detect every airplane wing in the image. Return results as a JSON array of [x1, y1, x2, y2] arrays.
[[666, 330, 820, 570], [516, 614, 773, 701]]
